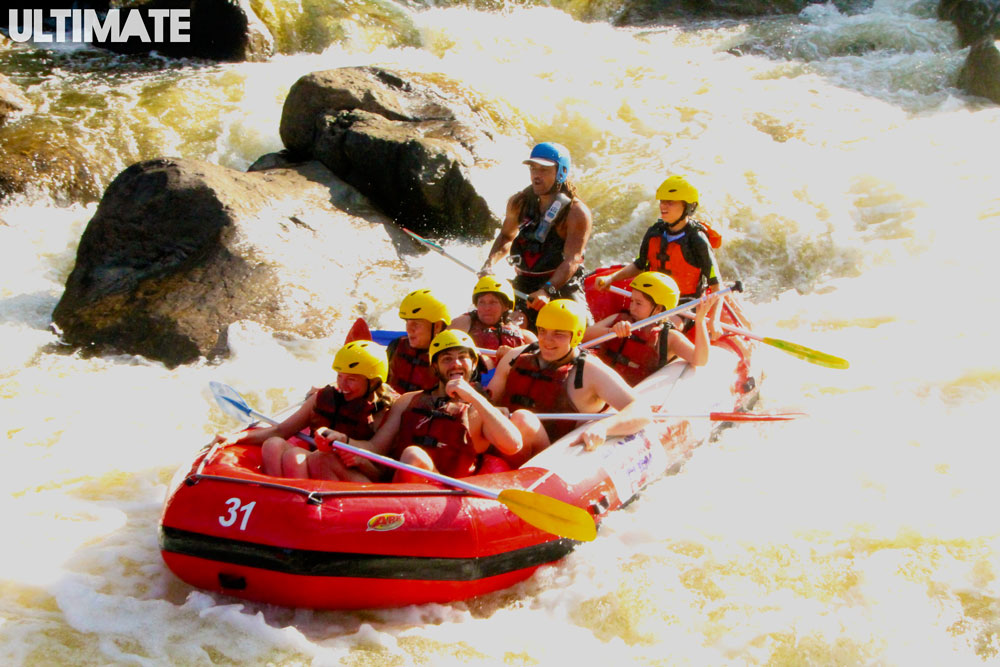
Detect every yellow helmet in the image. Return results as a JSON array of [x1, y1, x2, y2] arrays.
[[472, 275, 515, 309], [630, 272, 680, 310], [655, 175, 698, 204], [536, 299, 588, 347], [399, 288, 451, 325], [429, 329, 479, 365], [332, 340, 388, 383]]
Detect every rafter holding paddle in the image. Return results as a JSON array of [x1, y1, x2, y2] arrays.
[[607, 284, 849, 369], [209, 382, 597, 542]]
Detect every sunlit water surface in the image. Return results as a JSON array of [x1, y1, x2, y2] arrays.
[[2, 1, 1000, 663]]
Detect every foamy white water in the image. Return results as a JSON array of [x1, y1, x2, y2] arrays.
[[2, 2, 1000, 663]]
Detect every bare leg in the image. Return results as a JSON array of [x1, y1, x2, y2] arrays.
[[509, 410, 551, 465], [393, 446, 436, 483], [308, 450, 350, 480], [280, 446, 310, 479], [261, 437, 290, 476]]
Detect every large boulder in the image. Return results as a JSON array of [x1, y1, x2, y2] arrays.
[[51, 157, 404, 367], [939, 0, 1000, 47], [958, 40, 1000, 103], [279, 67, 509, 239], [0, 72, 31, 127], [4, 0, 275, 62]]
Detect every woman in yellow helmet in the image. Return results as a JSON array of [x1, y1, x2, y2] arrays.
[[217, 341, 395, 481], [450, 275, 536, 367], [584, 272, 719, 386]]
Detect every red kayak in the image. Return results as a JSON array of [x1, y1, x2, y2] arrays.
[[159, 269, 762, 609]]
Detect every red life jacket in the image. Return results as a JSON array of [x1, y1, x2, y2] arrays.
[[596, 312, 673, 387], [467, 311, 527, 350], [501, 343, 588, 443], [645, 221, 722, 297], [394, 390, 479, 478], [387, 336, 438, 394], [310, 385, 382, 441]]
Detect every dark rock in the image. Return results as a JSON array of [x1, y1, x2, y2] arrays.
[[612, 0, 831, 24], [279, 67, 508, 238], [0, 72, 31, 127], [939, 0, 1000, 47], [958, 40, 1000, 103], [6, 0, 276, 62], [52, 157, 403, 367], [311, 109, 494, 238]]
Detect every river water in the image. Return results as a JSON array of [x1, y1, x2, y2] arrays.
[[2, 0, 1000, 664]]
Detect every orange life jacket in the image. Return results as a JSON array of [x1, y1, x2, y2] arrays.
[[501, 344, 588, 443], [394, 390, 479, 478], [387, 336, 438, 394], [645, 220, 722, 297], [467, 312, 527, 350], [595, 313, 673, 387], [310, 385, 382, 441]]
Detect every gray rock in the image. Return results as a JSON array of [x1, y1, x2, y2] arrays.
[[51, 157, 404, 367], [279, 67, 505, 238], [958, 40, 1000, 103]]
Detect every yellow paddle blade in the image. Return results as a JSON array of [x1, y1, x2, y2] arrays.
[[497, 489, 597, 542], [762, 336, 850, 370]]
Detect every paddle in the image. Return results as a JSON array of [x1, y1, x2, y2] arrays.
[[400, 226, 531, 300], [581, 283, 740, 349], [535, 411, 805, 422], [607, 285, 849, 370], [209, 382, 597, 542]]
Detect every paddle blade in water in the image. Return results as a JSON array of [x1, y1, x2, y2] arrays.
[[762, 337, 850, 369], [344, 317, 372, 343], [497, 489, 597, 542], [209, 381, 255, 424]]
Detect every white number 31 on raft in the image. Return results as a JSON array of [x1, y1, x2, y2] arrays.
[[218, 497, 256, 531]]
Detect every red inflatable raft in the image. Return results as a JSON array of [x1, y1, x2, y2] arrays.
[[159, 269, 762, 609]]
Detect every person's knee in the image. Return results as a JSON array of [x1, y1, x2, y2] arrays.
[[281, 446, 306, 467], [398, 446, 431, 469]]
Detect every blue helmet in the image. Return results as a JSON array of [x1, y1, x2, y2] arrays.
[[523, 142, 571, 184]]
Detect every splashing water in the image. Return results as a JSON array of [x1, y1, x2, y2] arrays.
[[1, 1, 1000, 663]]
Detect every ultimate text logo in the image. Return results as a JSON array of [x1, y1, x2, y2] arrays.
[[7, 9, 191, 44]]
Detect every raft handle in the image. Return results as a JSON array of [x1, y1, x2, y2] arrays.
[[218, 573, 247, 590]]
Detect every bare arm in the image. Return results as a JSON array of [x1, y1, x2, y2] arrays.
[[546, 201, 592, 289], [594, 262, 641, 290], [667, 294, 717, 367], [448, 379, 522, 456], [572, 358, 647, 450], [221, 393, 317, 446], [485, 342, 530, 402], [479, 197, 521, 275], [583, 313, 622, 342], [450, 313, 472, 332]]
